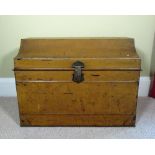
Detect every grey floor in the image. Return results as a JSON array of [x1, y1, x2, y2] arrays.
[[0, 97, 155, 139]]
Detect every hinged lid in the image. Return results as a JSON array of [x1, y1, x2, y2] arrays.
[[14, 38, 141, 71]]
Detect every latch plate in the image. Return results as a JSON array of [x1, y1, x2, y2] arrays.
[[72, 61, 84, 83]]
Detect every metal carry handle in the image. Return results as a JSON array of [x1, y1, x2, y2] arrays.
[[72, 61, 84, 83]]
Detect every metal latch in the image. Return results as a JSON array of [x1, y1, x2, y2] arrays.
[[72, 61, 84, 83]]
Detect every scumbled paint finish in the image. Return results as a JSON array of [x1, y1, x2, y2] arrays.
[[14, 38, 141, 126]]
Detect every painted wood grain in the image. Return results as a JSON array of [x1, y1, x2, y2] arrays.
[[14, 38, 141, 126]]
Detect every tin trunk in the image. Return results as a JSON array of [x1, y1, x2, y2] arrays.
[[14, 38, 141, 126]]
